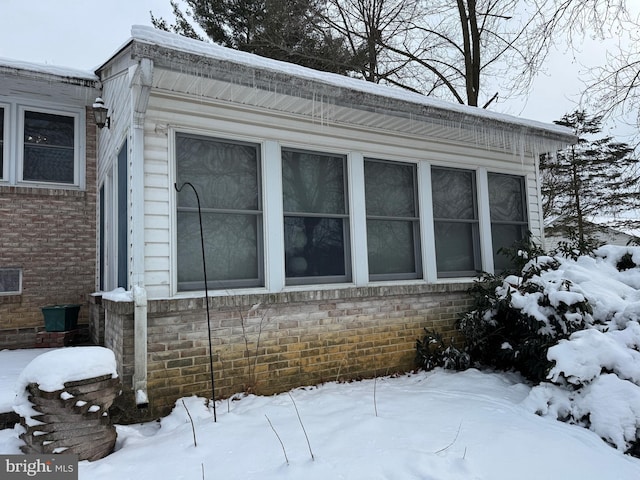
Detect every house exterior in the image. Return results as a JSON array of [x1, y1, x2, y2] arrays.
[[545, 218, 639, 251], [0, 26, 576, 421], [0, 60, 100, 348], [89, 26, 576, 420]]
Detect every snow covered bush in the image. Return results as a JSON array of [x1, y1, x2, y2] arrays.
[[455, 254, 592, 382], [444, 243, 640, 455], [517, 245, 640, 455]]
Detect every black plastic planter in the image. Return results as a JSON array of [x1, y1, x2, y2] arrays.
[[42, 304, 81, 332]]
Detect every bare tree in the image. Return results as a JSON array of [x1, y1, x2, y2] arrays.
[[528, 1, 639, 130], [323, 0, 533, 106], [153, 1, 632, 109], [328, 1, 634, 106], [585, 28, 640, 137], [322, 0, 418, 86]]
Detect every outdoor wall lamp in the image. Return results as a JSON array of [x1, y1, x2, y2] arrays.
[[92, 97, 111, 129]]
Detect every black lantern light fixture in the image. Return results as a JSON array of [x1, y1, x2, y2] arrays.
[[92, 97, 110, 129]]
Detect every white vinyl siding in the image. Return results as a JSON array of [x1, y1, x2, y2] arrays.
[[96, 69, 135, 291]]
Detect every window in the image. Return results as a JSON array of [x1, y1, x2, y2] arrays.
[[364, 159, 421, 279], [0, 268, 22, 295], [488, 173, 528, 272], [0, 104, 83, 188], [176, 133, 263, 290], [22, 110, 76, 184], [282, 148, 350, 284], [431, 167, 481, 277]]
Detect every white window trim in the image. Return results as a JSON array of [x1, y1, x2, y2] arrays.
[[262, 140, 286, 292], [487, 171, 532, 270], [16, 104, 85, 189], [477, 168, 495, 273], [362, 156, 423, 282], [418, 162, 438, 282], [430, 165, 483, 278], [348, 151, 369, 286]]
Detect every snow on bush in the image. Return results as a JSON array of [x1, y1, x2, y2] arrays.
[[575, 374, 640, 451], [547, 325, 640, 385], [515, 246, 640, 454], [452, 243, 640, 454], [454, 253, 593, 383]]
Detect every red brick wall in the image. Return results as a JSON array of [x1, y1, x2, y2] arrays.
[[0, 107, 97, 348]]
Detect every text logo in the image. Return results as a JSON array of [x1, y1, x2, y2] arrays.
[[0, 455, 77, 480]]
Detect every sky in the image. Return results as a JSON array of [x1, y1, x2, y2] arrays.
[[0, 0, 636, 137]]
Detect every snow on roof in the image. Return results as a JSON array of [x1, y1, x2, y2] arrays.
[[0, 56, 98, 82], [128, 25, 574, 140]]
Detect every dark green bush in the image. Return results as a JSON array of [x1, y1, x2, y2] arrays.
[[417, 238, 593, 382], [459, 251, 593, 381], [415, 329, 470, 371], [616, 252, 637, 271]]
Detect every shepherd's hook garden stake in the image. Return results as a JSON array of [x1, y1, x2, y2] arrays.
[[175, 181, 217, 422]]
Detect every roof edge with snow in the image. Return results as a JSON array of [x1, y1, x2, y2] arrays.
[[118, 25, 576, 148], [0, 57, 98, 87]]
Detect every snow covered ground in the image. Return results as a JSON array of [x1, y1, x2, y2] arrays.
[[0, 350, 639, 479], [1, 244, 639, 479], [0, 348, 55, 412]]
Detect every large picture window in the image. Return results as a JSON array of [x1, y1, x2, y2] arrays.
[[488, 173, 528, 272], [282, 148, 350, 284], [431, 167, 481, 277], [176, 133, 263, 290], [22, 110, 76, 184], [364, 159, 421, 279]]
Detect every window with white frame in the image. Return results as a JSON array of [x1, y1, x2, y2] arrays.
[[175, 133, 263, 290], [21, 109, 77, 184], [431, 166, 481, 277], [282, 148, 350, 284], [488, 173, 529, 272], [364, 158, 422, 280]]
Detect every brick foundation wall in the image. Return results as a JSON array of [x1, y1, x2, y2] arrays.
[[0, 326, 42, 348], [0, 107, 97, 349], [103, 282, 473, 421], [89, 294, 105, 346]]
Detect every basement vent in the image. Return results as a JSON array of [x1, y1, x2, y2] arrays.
[[0, 268, 22, 295]]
